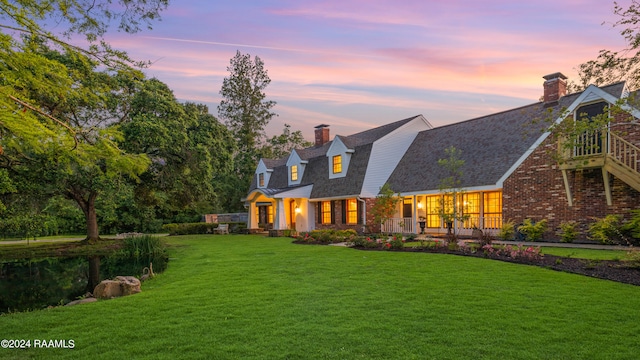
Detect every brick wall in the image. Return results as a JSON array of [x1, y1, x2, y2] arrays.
[[503, 114, 640, 240]]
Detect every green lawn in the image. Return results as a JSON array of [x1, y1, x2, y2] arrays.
[[2, 235, 640, 359]]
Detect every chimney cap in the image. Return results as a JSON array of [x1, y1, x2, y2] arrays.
[[543, 72, 568, 81], [314, 124, 330, 129]]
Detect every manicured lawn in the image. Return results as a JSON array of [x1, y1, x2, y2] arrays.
[[2, 235, 640, 359], [539, 247, 627, 260]]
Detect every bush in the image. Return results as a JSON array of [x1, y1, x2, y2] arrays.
[[518, 218, 548, 242], [621, 210, 640, 241], [558, 221, 579, 243], [162, 222, 217, 235], [497, 220, 515, 241], [588, 215, 622, 244]]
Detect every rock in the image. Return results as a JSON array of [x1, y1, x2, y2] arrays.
[[66, 297, 98, 306], [93, 280, 123, 299], [115, 276, 141, 296]]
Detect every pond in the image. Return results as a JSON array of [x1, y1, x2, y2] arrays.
[[0, 254, 167, 314]]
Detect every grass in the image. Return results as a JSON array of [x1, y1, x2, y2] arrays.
[[539, 247, 627, 260], [2, 235, 640, 359]]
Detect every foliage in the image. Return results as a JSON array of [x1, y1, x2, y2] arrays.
[[122, 235, 167, 258], [496, 220, 515, 241], [218, 51, 277, 211], [567, 1, 640, 92], [588, 215, 623, 244], [437, 146, 469, 234], [621, 209, 640, 240], [518, 218, 548, 242], [558, 221, 579, 243], [262, 123, 313, 159], [369, 183, 400, 228], [295, 229, 357, 244], [482, 244, 543, 261], [162, 222, 219, 236]]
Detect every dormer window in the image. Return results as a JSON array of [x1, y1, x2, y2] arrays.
[[332, 155, 342, 174], [291, 165, 298, 181], [258, 173, 265, 187]]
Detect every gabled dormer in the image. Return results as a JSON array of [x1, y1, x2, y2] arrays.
[[326, 136, 354, 179], [286, 150, 308, 186], [255, 159, 274, 189]]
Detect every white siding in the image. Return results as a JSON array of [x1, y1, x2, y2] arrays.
[[361, 116, 432, 197]]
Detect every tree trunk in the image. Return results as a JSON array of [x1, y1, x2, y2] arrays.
[[67, 189, 100, 244], [85, 201, 99, 243]]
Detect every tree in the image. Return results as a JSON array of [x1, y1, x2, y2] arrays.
[[1, 47, 150, 243], [437, 146, 469, 239], [262, 124, 313, 159], [370, 183, 400, 233], [0, 1, 167, 242], [218, 51, 277, 210], [121, 79, 236, 222], [569, 1, 640, 92]]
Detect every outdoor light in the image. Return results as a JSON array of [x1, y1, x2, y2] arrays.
[[417, 202, 423, 209], [295, 206, 301, 214]]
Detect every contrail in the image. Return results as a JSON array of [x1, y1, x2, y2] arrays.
[[141, 36, 384, 59]]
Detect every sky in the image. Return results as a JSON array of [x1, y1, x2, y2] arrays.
[[105, 0, 629, 139]]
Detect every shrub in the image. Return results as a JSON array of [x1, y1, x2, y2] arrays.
[[389, 235, 404, 249], [497, 220, 515, 241], [558, 221, 579, 243], [162, 222, 218, 235], [588, 215, 622, 244], [621, 210, 640, 241], [518, 218, 548, 242]]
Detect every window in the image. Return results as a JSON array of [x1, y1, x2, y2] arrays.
[[346, 199, 358, 224], [483, 191, 502, 229], [258, 173, 264, 187], [322, 201, 332, 224], [332, 155, 342, 174], [425, 195, 440, 228], [291, 165, 298, 181], [463, 193, 480, 228]]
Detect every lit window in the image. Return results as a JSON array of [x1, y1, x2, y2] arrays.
[[347, 199, 357, 224], [258, 173, 264, 187], [322, 201, 331, 224], [463, 193, 480, 228], [268, 205, 274, 224], [483, 191, 502, 229], [332, 155, 342, 174], [291, 165, 298, 181], [425, 195, 440, 228]]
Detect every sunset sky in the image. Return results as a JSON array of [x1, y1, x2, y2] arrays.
[[106, 0, 628, 139]]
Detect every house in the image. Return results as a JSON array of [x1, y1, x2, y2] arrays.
[[245, 73, 640, 239]]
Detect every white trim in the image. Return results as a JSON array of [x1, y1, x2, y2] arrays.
[[497, 85, 624, 188]]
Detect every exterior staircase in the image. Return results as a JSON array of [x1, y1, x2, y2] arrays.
[[559, 130, 640, 205]]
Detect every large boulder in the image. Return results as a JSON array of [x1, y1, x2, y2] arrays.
[[93, 276, 141, 299], [93, 280, 123, 299], [116, 276, 141, 296]]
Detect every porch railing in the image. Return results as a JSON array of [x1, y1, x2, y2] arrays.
[[381, 217, 414, 234], [382, 216, 503, 235]]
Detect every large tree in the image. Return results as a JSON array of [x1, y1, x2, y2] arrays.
[[0, 1, 167, 242], [1, 47, 149, 243], [121, 78, 236, 222], [218, 51, 277, 210]]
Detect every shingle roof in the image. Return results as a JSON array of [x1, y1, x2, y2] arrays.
[[386, 83, 626, 193], [247, 116, 420, 197]]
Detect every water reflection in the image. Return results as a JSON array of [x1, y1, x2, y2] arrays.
[[0, 254, 167, 314]]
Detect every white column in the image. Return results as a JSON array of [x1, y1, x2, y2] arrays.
[[274, 198, 287, 230]]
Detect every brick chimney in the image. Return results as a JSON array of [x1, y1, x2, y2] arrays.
[[543, 72, 568, 103], [314, 124, 330, 147]]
